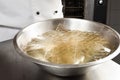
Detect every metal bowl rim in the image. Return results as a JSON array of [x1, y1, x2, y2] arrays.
[[13, 18, 120, 68]]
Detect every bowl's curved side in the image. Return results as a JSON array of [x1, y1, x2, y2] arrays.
[[13, 18, 120, 76]]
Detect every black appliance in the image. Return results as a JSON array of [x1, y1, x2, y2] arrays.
[[62, 0, 108, 24]]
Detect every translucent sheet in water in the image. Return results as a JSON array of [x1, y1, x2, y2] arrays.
[[25, 30, 112, 64]]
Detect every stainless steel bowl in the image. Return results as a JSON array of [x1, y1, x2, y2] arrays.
[[13, 18, 120, 76]]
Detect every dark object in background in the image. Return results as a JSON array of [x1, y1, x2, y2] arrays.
[[113, 54, 120, 64], [93, 0, 108, 24], [62, 0, 108, 24], [62, 0, 85, 19]]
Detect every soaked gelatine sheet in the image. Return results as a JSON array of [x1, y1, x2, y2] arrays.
[[24, 29, 112, 64]]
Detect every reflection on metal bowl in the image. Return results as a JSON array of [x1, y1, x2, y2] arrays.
[[13, 18, 120, 76]]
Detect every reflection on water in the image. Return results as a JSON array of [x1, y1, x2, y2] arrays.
[[25, 30, 112, 64]]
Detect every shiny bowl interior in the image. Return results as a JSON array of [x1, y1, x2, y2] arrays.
[[13, 18, 120, 76]]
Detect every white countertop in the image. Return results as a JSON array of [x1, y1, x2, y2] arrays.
[[85, 60, 120, 80]]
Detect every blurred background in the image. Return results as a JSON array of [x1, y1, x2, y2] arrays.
[[62, 0, 120, 33]]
